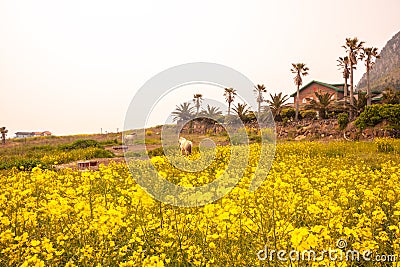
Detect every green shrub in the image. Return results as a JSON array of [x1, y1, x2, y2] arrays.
[[145, 138, 161, 145], [260, 128, 276, 143], [281, 107, 296, 120], [324, 148, 344, 158], [338, 113, 349, 130], [0, 158, 49, 171], [300, 110, 317, 120], [206, 128, 215, 136], [125, 151, 147, 158], [220, 131, 229, 137], [355, 104, 400, 130], [146, 146, 200, 157], [60, 139, 101, 151], [375, 138, 395, 153], [100, 138, 120, 146], [282, 117, 289, 126], [147, 147, 165, 157], [92, 148, 114, 158], [229, 128, 248, 145], [249, 134, 262, 143], [31, 145, 54, 152]]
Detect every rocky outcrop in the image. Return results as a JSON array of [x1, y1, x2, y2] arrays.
[[357, 30, 400, 92], [277, 119, 340, 140]]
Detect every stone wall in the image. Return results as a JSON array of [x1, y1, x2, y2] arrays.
[[276, 119, 399, 140], [179, 119, 400, 140]]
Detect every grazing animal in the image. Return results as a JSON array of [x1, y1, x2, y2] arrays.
[[179, 137, 192, 156], [124, 133, 136, 145]]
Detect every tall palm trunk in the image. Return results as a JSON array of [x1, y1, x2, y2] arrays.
[[349, 60, 355, 119], [295, 84, 300, 121], [361, 47, 380, 106], [291, 63, 309, 121], [224, 88, 237, 116], [349, 62, 354, 107], [366, 68, 371, 106], [343, 78, 348, 108]]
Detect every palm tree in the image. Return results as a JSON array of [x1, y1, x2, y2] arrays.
[[342, 38, 364, 109], [305, 91, 334, 119], [254, 84, 267, 115], [360, 47, 380, 106], [266, 92, 289, 120], [290, 63, 309, 121], [232, 103, 250, 122], [200, 104, 222, 119], [200, 105, 223, 133], [350, 91, 368, 116], [192, 93, 203, 115], [337, 56, 351, 106], [172, 102, 194, 122], [224, 88, 237, 115], [0, 127, 8, 145]]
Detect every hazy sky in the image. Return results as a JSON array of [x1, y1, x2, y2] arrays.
[[1, 0, 399, 136]]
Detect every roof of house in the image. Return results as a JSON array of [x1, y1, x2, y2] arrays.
[[372, 93, 384, 101], [356, 88, 381, 94], [15, 131, 51, 135], [330, 83, 348, 87], [15, 132, 35, 135], [290, 80, 344, 97]]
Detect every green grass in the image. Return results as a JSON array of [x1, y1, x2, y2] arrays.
[[0, 138, 115, 170]]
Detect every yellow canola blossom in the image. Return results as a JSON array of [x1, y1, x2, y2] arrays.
[[0, 141, 399, 266]]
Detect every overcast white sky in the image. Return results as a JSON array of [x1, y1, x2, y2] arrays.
[[1, 0, 399, 136]]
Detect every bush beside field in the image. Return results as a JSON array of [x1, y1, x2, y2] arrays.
[[355, 104, 400, 130]]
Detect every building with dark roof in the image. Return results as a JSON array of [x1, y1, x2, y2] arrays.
[[290, 80, 347, 106], [15, 131, 52, 138]]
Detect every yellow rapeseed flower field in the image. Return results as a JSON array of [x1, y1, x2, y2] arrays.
[[0, 140, 399, 266]]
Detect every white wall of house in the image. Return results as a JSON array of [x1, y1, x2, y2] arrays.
[[15, 131, 52, 138]]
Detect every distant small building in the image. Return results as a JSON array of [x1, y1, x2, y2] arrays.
[[15, 131, 52, 138], [371, 92, 384, 103], [355, 89, 384, 104], [77, 160, 98, 170], [112, 145, 128, 151], [290, 80, 347, 106]]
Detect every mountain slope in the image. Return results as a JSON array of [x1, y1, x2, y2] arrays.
[[357, 30, 400, 92]]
